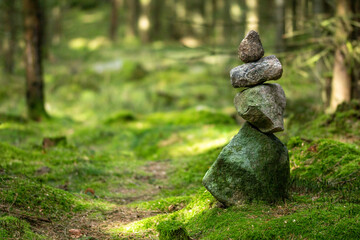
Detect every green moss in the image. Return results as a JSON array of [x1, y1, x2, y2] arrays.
[[157, 220, 190, 240], [289, 138, 360, 185], [146, 108, 236, 126], [103, 111, 137, 124], [133, 196, 192, 212], [0, 216, 45, 239], [0, 175, 112, 220]]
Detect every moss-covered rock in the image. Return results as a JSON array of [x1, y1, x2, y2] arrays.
[[203, 122, 290, 205]]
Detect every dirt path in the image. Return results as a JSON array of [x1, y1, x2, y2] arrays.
[[30, 160, 170, 239]]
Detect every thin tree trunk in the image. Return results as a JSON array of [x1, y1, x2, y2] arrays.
[[329, 0, 352, 111], [275, 0, 285, 52], [350, 0, 360, 100], [223, 0, 231, 42], [245, 0, 259, 34], [125, 0, 139, 39], [51, 4, 63, 45], [4, 0, 17, 74], [24, 0, 47, 120], [138, 0, 151, 43], [150, 0, 163, 41], [109, 0, 120, 42]]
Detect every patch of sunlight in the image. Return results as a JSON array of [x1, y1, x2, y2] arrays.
[[112, 191, 212, 236], [88, 36, 109, 50], [69, 38, 88, 50], [180, 37, 201, 48], [81, 12, 104, 24], [230, 3, 242, 19], [45, 103, 53, 112], [128, 121, 151, 130], [44, 74, 55, 83], [138, 15, 150, 31], [203, 54, 231, 65], [76, 198, 116, 212], [168, 136, 232, 158], [0, 122, 10, 129], [93, 59, 123, 73]]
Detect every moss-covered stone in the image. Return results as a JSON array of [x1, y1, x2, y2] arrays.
[[203, 122, 290, 205]]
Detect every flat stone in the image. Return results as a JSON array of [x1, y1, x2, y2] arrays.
[[238, 30, 264, 63], [234, 83, 286, 133], [230, 55, 283, 88], [202, 122, 290, 206]]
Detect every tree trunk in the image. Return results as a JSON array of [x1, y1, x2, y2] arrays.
[[138, 0, 151, 43], [109, 0, 120, 42], [150, 0, 163, 41], [125, 0, 140, 39], [51, 3, 63, 45], [222, 0, 231, 42], [3, 0, 17, 74], [24, 0, 47, 120], [350, 0, 360, 100], [329, 0, 352, 111], [275, 0, 285, 52], [245, 0, 259, 34]]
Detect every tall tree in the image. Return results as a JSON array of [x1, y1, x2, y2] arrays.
[[138, 0, 151, 43], [125, 0, 140, 39], [3, 0, 17, 74], [24, 0, 47, 120], [275, 0, 285, 52], [51, 2, 64, 45], [329, 0, 352, 111], [109, 0, 121, 42]]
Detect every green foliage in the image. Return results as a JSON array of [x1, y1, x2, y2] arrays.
[[0, 216, 45, 239]]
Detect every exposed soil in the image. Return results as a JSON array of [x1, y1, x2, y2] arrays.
[[25, 160, 170, 239]]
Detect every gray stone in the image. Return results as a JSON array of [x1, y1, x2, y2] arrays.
[[238, 30, 264, 63], [202, 122, 290, 206], [230, 55, 283, 88], [234, 83, 286, 133]]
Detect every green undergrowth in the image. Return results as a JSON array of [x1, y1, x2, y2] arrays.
[[0, 216, 45, 240], [286, 100, 360, 143], [288, 137, 360, 203], [0, 174, 113, 220]]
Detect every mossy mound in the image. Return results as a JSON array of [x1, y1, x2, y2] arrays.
[[0, 175, 88, 220], [288, 137, 360, 185], [0, 216, 44, 239], [287, 100, 360, 142], [157, 220, 190, 240]]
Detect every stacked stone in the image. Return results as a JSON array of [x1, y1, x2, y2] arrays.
[[202, 30, 290, 206]]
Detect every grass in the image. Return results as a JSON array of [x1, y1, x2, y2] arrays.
[[0, 5, 359, 240]]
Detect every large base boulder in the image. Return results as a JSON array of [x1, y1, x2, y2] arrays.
[[202, 122, 290, 206]]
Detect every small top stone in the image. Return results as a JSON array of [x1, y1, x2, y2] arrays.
[[238, 30, 264, 63]]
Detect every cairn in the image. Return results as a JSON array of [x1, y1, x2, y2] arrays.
[[203, 30, 290, 206]]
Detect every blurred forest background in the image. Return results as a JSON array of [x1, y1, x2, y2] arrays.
[[0, 0, 360, 239]]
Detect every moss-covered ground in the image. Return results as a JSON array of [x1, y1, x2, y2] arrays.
[[1, 6, 360, 240]]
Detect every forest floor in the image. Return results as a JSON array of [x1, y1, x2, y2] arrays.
[[1, 7, 360, 240]]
